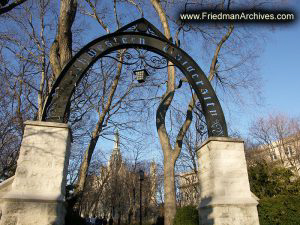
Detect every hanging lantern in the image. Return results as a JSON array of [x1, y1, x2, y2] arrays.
[[133, 69, 149, 83]]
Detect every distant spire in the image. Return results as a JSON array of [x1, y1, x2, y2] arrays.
[[113, 129, 120, 150], [150, 160, 156, 174], [109, 129, 122, 171], [150, 159, 157, 206]]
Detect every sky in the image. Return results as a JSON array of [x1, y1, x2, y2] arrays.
[[231, 5, 300, 137], [261, 24, 300, 117], [100, 21, 300, 163], [78, 0, 300, 164]]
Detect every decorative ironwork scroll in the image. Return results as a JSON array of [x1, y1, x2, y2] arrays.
[[42, 18, 228, 137], [104, 49, 168, 70]]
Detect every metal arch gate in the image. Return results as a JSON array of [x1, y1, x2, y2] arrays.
[[42, 18, 228, 137]]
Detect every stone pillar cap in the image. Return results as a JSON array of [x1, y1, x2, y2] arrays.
[[197, 137, 244, 151], [24, 120, 72, 142], [2, 192, 65, 202], [24, 120, 69, 129]]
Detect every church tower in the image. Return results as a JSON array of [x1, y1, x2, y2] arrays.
[[108, 129, 122, 171], [149, 160, 157, 206]]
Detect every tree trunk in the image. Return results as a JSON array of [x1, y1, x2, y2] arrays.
[[150, 1, 191, 224], [164, 155, 176, 225], [76, 132, 100, 192], [75, 52, 124, 193], [49, 0, 77, 80], [0, 0, 28, 15]]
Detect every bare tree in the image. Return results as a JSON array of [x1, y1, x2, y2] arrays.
[[73, 0, 156, 197], [0, 1, 286, 225], [0, 0, 28, 15], [149, 0, 236, 223], [0, 0, 79, 181], [78, 152, 156, 224], [249, 114, 300, 174], [49, 0, 77, 79], [0, 1, 52, 177]]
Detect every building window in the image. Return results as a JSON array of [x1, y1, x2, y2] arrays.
[[284, 146, 294, 157], [270, 151, 277, 161]]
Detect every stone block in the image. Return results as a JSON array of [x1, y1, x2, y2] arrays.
[[197, 137, 260, 225], [0, 215, 18, 225], [0, 121, 71, 225]]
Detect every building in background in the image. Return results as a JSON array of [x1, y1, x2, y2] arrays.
[[246, 134, 300, 175], [178, 170, 200, 206], [80, 130, 158, 224]]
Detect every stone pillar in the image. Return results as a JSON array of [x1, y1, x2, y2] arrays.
[[197, 137, 259, 225], [0, 121, 71, 225]]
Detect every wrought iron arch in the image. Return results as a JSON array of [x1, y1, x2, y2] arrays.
[[42, 18, 228, 137]]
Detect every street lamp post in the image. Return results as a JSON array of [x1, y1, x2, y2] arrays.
[[139, 169, 144, 225]]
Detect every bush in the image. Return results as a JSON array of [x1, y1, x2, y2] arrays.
[[174, 206, 198, 225], [258, 195, 300, 225], [155, 216, 164, 225], [248, 161, 300, 199], [65, 210, 86, 225], [129, 218, 163, 225]]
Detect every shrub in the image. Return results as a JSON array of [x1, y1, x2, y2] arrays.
[[155, 216, 164, 225], [258, 195, 300, 225], [174, 206, 198, 225], [248, 161, 300, 199]]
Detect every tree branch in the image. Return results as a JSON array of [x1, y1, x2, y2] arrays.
[[85, 0, 110, 33], [174, 93, 196, 159], [0, 0, 27, 15], [208, 23, 234, 82]]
